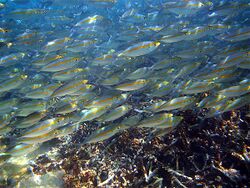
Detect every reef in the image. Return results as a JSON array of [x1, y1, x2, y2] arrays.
[[31, 106, 250, 188]]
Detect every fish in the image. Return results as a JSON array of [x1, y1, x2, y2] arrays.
[[40, 56, 81, 72], [13, 111, 47, 129], [52, 68, 89, 81], [25, 83, 62, 99], [42, 37, 71, 53], [80, 105, 111, 122], [0, 53, 25, 67], [148, 81, 173, 97], [218, 51, 249, 68], [5, 143, 39, 157], [223, 27, 250, 42], [16, 30, 40, 42], [83, 123, 121, 144], [154, 116, 183, 129], [100, 74, 121, 86], [75, 15, 104, 27], [9, 9, 49, 17], [31, 54, 64, 67], [120, 114, 142, 128], [151, 57, 182, 70], [22, 116, 67, 137], [17, 129, 61, 144], [0, 98, 19, 114], [92, 53, 116, 66], [223, 95, 250, 112], [87, 0, 117, 6], [143, 101, 167, 112], [154, 96, 196, 112], [137, 113, 182, 128], [97, 104, 132, 122], [66, 39, 98, 53], [174, 62, 201, 79], [125, 67, 152, 80], [0, 74, 28, 93], [84, 94, 128, 108], [15, 100, 47, 117], [118, 41, 160, 57], [70, 84, 96, 96], [182, 80, 217, 94], [208, 3, 249, 18], [51, 79, 88, 97], [164, 1, 210, 16], [160, 32, 188, 43], [197, 95, 226, 108], [115, 79, 148, 91], [218, 81, 250, 98], [53, 101, 78, 115]]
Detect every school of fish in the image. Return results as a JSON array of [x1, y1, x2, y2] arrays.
[[0, 0, 249, 184]]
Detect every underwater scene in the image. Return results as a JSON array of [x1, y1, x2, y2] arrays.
[[0, 0, 250, 187]]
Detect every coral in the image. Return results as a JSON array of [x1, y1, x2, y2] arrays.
[[32, 107, 250, 187]]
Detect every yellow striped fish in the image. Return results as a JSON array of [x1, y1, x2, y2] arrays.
[[182, 80, 217, 94], [15, 100, 47, 117], [75, 15, 104, 27], [155, 96, 196, 112], [41, 56, 81, 72], [70, 84, 96, 96], [85, 94, 128, 108], [6, 143, 39, 157], [25, 83, 62, 99], [66, 39, 97, 52], [115, 79, 148, 91], [0, 52, 25, 67], [0, 74, 28, 93], [92, 53, 116, 66], [13, 111, 47, 129], [218, 81, 250, 98], [137, 113, 172, 128], [97, 104, 131, 122], [32, 54, 63, 67], [17, 129, 61, 144], [83, 123, 121, 144], [22, 117, 67, 137], [0, 98, 19, 113], [54, 101, 78, 115], [224, 27, 250, 42], [52, 68, 89, 81], [42, 37, 71, 53], [118, 41, 160, 57], [51, 79, 88, 97], [80, 105, 111, 122]]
